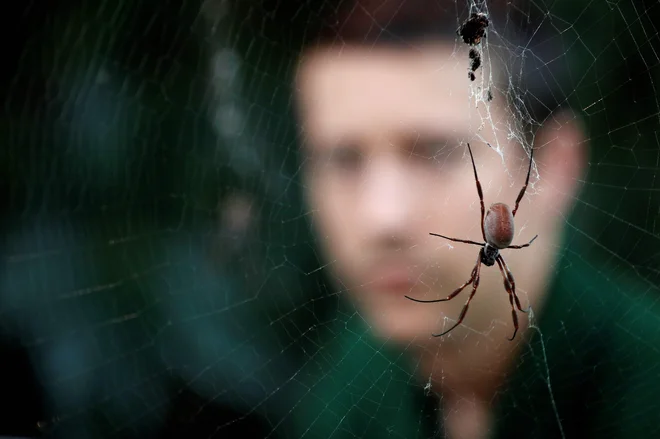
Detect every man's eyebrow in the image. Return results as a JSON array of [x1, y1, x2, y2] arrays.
[[403, 131, 464, 147]]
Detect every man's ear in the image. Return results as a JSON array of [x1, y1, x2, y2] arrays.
[[534, 109, 589, 217]]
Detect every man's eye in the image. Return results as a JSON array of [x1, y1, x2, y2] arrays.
[[325, 146, 363, 170], [410, 139, 452, 162]]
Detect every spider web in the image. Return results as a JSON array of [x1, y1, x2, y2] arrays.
[[1, 0, 660, 438]]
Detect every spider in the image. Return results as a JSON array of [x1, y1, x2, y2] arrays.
[[405, 143, 538, 341]]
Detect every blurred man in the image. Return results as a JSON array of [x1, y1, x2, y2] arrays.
[[290, 2, 660, 438]]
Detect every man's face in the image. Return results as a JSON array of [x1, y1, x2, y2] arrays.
[[296, 43, 547, 344]]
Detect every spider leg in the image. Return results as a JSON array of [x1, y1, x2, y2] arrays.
[[506, 234, 538, 249], [432, 253, 483, 337], [466, 143, 487, 242], [496, 256, 522, 341], [429, 233, 484, 247], [512, 146, 535, 217], [405, 256, 479, 304], [496, 255, 526, 313]]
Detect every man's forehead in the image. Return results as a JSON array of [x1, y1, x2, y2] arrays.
[[295, 44, 505, 142], [296, 43, 462, 102]]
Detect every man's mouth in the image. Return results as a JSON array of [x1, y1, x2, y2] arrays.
[[366, 264, 416, 295]]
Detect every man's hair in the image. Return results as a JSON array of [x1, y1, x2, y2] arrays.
[[301, 0, 569, 138], [311, 0, 459, 46]]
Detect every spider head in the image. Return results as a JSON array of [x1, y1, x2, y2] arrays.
[[481, 244, 499, 267]]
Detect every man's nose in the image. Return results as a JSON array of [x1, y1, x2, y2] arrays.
[[360, 155, 415, 242]]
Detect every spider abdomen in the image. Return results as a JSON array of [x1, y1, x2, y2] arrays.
[[484, 202, 514, 249]]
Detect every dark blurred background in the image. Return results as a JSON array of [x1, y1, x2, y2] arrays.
[[1, 0, 659, 437]]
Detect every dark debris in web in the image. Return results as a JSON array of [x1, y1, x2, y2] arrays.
[[457, 12, 489, 82], [457, 12, 489, 45]]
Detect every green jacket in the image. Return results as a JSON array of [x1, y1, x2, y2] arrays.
[[291, 251, 660, 438]]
